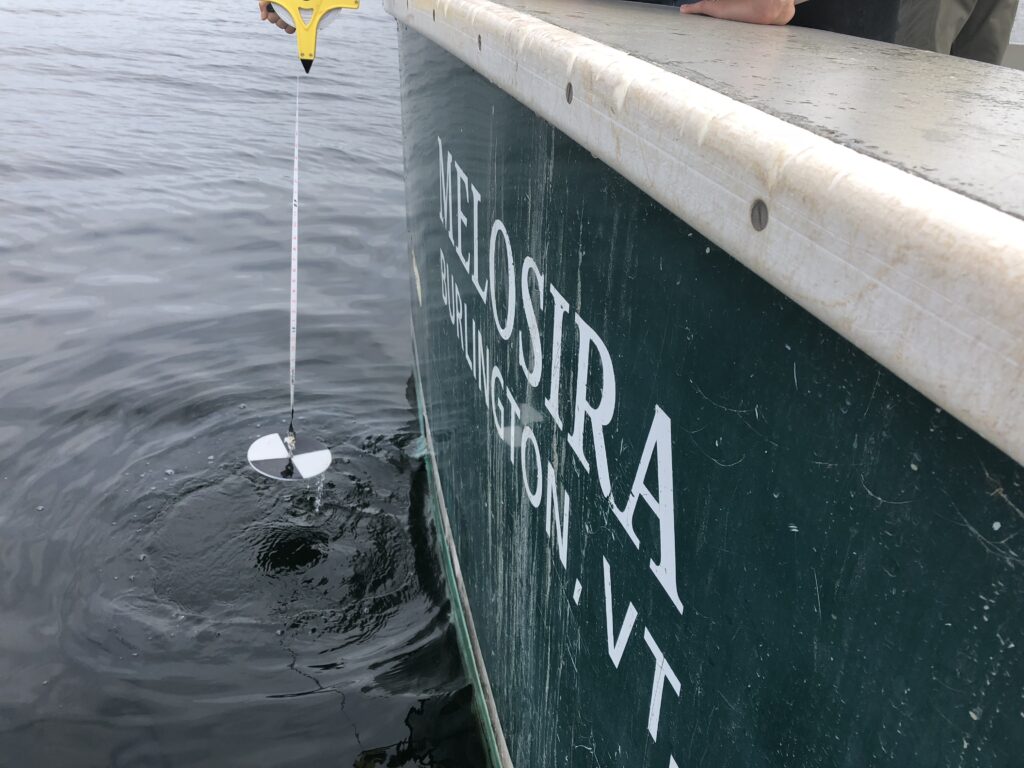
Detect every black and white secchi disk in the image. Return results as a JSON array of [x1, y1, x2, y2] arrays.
[[247, 433, 331, 481]]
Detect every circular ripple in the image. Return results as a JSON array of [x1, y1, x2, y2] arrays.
[[252, 523, 329, 574]]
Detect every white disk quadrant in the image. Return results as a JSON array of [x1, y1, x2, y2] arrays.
[[247, 433, 331, 481]]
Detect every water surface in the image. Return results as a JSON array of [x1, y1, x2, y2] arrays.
[[0, 3, 483, 765]]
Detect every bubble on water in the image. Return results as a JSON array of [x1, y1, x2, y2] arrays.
[[165, 469, 175, 476], [313, 475, 326, 515], [238, 404, 247, 409], [406, 436, 428, 460], [207, 455, 214, 461], [993, 521, 1002, 531], [138, 554, 147, 562], [36, 505, 45, 511]]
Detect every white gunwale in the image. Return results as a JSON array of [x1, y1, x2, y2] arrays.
[[387, 0, 1024, 466]]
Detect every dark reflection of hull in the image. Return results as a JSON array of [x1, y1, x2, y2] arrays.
[[355, 686, 487, 767]]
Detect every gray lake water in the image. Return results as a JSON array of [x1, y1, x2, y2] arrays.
[[0, 3, 484, 765]]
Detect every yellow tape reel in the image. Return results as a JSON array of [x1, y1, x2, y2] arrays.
[[269, 0, 360, 69]]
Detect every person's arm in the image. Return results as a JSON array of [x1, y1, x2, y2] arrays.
[[679, 0, 796, 26], [259, 1, 296, 33]]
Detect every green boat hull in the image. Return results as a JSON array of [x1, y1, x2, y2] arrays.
[[398, 25, 1023, 768]]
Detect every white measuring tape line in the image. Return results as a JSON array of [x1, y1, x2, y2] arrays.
[[246, 73, 332, 482], [288, 73, 300, 440]]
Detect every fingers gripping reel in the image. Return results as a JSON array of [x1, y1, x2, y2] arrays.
[[270, 0, 360, 71]]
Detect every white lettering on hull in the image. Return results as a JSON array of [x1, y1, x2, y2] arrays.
[[545, 461, 570, 569], [567, 315, 616, 498], [436, 136, 688, 762], [543, 284, 571, 431], [643, 628, 682, 741], [602, 557, 638, 669], [613, 406, 685, 613]]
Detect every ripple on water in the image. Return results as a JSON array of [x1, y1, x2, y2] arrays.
[[1, 393, 480, 763]]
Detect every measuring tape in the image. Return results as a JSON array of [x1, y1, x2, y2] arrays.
[[288, 74, 300, 444], [247, 1, 365, 480], [247, 76, 331, 481]]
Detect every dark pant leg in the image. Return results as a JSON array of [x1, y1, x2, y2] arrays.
[[895, 0, 977, 54], [951, 0, 1019, 63]]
